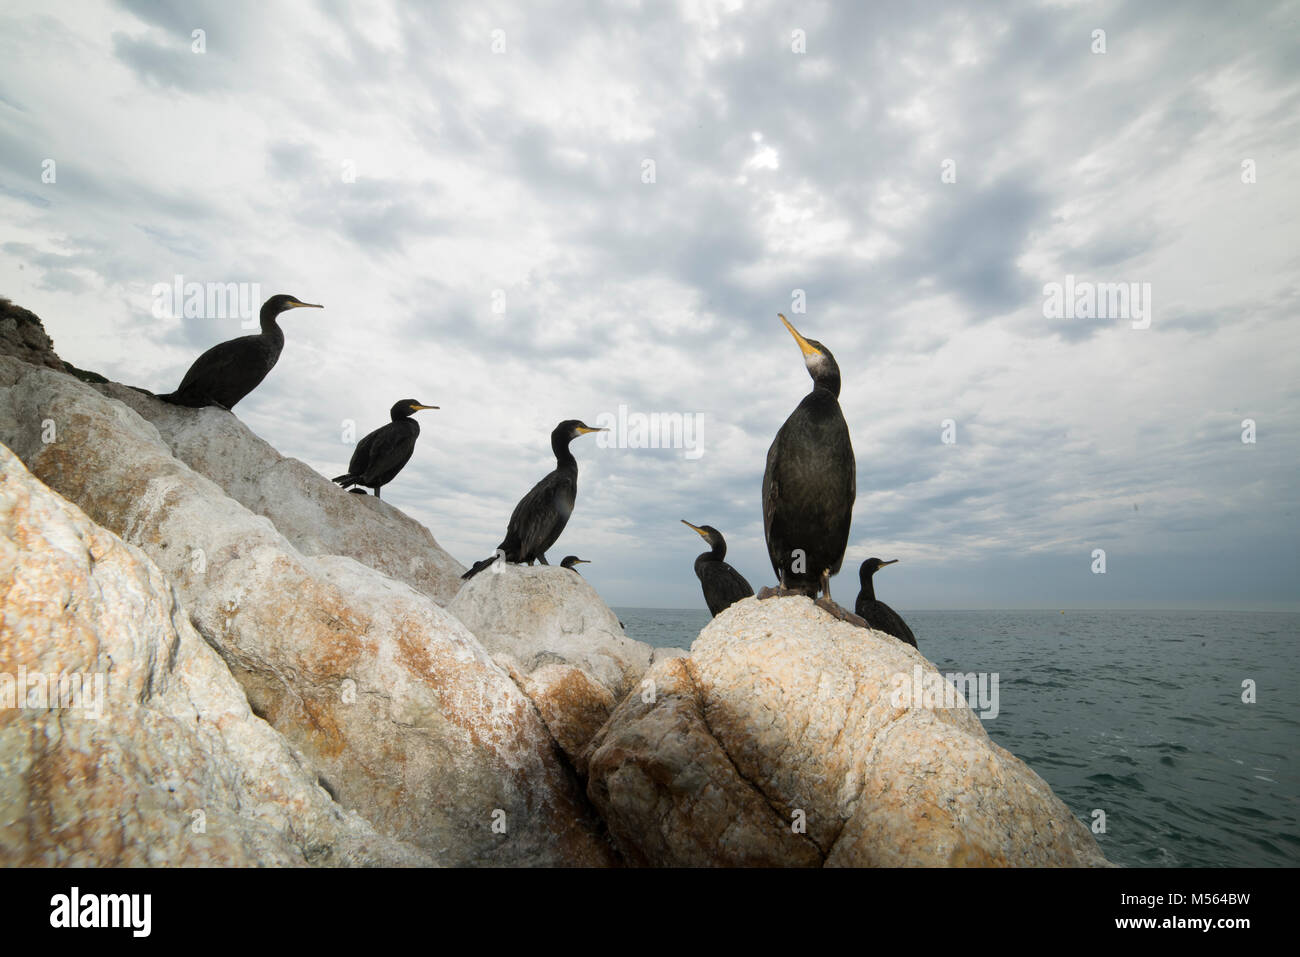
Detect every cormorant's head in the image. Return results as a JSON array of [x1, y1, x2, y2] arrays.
[[560, 555, 590, 570], [860, 557, 899, 583], [391, 399, 438, 420], [556, 419, 607, 442], [779, 313, 841, 393], [263, 294, 324, 316], [681, 520, 724, 550]]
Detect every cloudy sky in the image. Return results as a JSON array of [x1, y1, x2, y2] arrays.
[[2, 0, 1297, 610]]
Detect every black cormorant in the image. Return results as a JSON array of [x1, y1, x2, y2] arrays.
[[560, 555, 590, 573], [332, 399, 438, 498], [461, 420, 606, 579], [158, 294, 322, 410], [681, 520, 753, 616], [855, 558, 917, 647], [758, 313, 861, 623]]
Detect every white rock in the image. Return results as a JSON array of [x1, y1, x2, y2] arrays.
[[449, 563, 653, 700], [0, 444, 430, 866], [0, 358, 615, 866], [583, 596, 1111, 867], [96, 382, 464, 605]]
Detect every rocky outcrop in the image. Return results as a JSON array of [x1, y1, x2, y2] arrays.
[[96, 383, 464, 606], [583, 596, 1110, 867], [0, 357, 614, 867], [0, 300, 1111, 869], [0, 444, 430, 866], [449, 565, 654, 761], [0, 298, 107, 384]]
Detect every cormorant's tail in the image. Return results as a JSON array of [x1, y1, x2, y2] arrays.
[[156, 389, 220, 409], [332, 473, 357, 487], [461, 554, 502, 580]]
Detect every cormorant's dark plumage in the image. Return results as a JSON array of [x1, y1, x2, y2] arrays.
[[158, 294, 322, 410], [762, 314, 856, 604], [682, 520, 753, 616], [560, 555, 590, 573], [461, 419, 606, 580], [333, 399, 437, 498], [855, 558, 916, 647]]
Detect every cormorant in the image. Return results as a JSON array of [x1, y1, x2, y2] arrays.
[[681, 520, 753, 617], [855, 558, 917, 647], [158, 294, 322, 410], [758, 314, 861, 623], [461, 420, 606, 579], [332, 399, 438, 498], [560, 555, 590, 573]]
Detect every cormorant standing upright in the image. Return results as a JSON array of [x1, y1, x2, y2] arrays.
[[855, 558, 917, 647], [560, 555, 590, 574], [333, 398, 438, 498], [759, 314, 861, 623], [461, 420, 606, 579], [158, 294, 322, 410], [681, 520, 753, 616]]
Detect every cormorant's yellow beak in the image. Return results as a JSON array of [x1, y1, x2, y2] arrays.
[[574, 558, 591, 565], [779, 313, 821, 358], [576, 426, 607, 434], [880, 559, 900, 567], [681, 519, 708, 538], [409, 404, 439, 412], [286, 299, 324, 309]]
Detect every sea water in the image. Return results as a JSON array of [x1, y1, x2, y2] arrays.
[[613, 606, 1300, 868]]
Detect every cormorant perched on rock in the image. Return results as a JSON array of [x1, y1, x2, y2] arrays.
[[560, 555, 590, 574], [681, 520, 753, 617], [855, 558, 916, 647], [332, 399, 438, 498], [758, 314, 862, 624], [461, 420, 606, 579], [158, 294, 322, 410]]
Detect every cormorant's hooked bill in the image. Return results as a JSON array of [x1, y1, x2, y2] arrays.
[[157, 294, 323, 411], [333, 398, 437, 499], [461, 420, 607, 580], [682, 519, 754, 617], [855, 558, 917, 647]]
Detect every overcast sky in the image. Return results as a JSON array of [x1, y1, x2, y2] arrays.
[[2, 0, 1297, 610]]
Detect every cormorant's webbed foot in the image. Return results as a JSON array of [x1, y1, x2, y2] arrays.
[[814, 596, 868, 627], [757, 584, 802, 600]]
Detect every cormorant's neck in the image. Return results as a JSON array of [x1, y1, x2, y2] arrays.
[[708, 538, 726, 561], [552, 432, 577, 471], [259, 304, 283, 336], [812, 369, 841, 398], [858, 572, 875, 601]]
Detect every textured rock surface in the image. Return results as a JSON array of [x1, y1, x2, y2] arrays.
[[450, 565, 655, 761], [0, 298, 64, 373], [0, 445, 430, 866], [450, 564, 652, 699], [583, 596, 1110, 867], [0, 357, 614, 867], [96, 382, 464, 606]]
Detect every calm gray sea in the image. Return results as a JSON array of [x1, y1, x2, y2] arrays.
[[613, 606, 1300, 868]]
